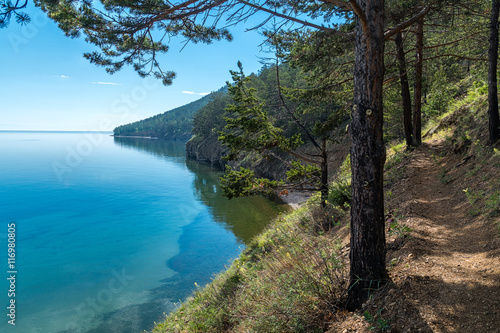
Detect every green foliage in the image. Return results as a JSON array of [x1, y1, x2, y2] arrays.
[[192, 91, 231, 138], [217, 61, 346, 204], [113, 88, 223, 139], [219, 62, 302, 160], [0, 1, 30, 28], [329, 180, 351, 210], [364, 310, 390, 331], [328, 180, 351, 211], [485, 190, 500, 217], [220, 166, 284, 199], [464, 188, 483, 217], [286, 160, 320, 183], [388, 215, 413, 239], [423, 65, 459, 119], [382, 83, 404, 142], [328, 155, 351, 210]]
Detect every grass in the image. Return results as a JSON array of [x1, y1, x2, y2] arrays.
[[384, 142, 411, 187], [153, 203, 348, 333], [429, 81, 500, 228], [363, 309, 390, 331], [388, 214, 413, 239], [439, 168, 453, 184], [385, 142, 409, 170]]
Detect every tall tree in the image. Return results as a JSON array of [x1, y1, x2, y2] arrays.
[[218, 61, 342, 209], [395, 31, 414, 148], [489, 0, 500, 144], [413, 18, 424, 146], [347, 0, 388, 309]]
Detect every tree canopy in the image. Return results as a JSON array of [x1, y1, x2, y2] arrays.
[[113, 86, 223, 139], [0, 0, 29, 27]]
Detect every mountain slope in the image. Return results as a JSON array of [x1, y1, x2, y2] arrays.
[[113, 86, 226, 140], [151, 83, 500, 332]]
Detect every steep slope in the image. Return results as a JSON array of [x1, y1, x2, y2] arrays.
[[384, 142, 500, 332], [152, 89, 500, 332], [113, 87, 226, 140], [330, 113, 500, 332]]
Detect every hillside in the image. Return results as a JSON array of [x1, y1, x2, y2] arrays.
[[330, 141, 500, 332], [113, 87, 226, 140], [151, 83, 500, 332]]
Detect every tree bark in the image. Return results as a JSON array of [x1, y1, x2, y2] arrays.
[[395, 31, 413, 148], [489, 0, 500, 145], [413, 19, 424, 146], [347, 0, 388, 310], [320, 137, 329, 208]]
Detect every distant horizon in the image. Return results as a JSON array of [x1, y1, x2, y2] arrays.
[[1, 5, 266, 131], [0, 129, 114, 133]]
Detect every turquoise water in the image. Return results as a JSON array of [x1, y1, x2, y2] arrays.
[[0, 132, 286, 333]]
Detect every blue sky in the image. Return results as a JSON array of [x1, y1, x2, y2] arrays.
[[0, 3, 269, 131]]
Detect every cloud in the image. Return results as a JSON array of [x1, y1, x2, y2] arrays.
[[182, 91, 210, 96], [92, 81, 122, 86], [53, 75, 70, 79]]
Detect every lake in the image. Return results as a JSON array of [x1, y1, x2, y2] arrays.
[[0, 131, 287, 333]]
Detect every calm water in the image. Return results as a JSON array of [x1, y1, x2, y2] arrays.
[[0, 131, 287, 333]]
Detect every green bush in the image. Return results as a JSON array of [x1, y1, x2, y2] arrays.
[[328, 180, 351, 210], [328, 155, 351, 210]]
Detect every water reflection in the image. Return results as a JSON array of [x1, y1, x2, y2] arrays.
[[185, 158, 290, 244], [113, 137, 289, 245], [113, 136, 185, 159], [106, 137, 289, 332]]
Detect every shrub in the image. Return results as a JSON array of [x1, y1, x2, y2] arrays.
[[328, 155, 352, 210], [329, 180, 351, 210]]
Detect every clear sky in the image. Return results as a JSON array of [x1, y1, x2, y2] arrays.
[[0, 2, 270, 131]]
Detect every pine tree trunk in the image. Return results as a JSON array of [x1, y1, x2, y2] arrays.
[[395, 31, 413, 148], [320, 138, 328, 208], [348, 0, 388, 310], [489, 0, 500, 144], [413, 19, 424, 146]]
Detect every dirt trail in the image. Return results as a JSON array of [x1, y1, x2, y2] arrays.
[[382, 141, 500, 332]]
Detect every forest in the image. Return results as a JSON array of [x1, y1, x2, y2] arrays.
[[113, 88, 222, 140], [4, 0, 500, 331]]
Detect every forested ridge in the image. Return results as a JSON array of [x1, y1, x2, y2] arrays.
[[113, 86, 226, 140]]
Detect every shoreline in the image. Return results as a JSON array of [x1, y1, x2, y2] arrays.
[[112, 135, 159, 139], [277, 190, 312, 209]]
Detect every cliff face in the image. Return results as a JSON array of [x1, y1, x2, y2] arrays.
[[186, 134, 290, 181], [186, 134, 228, 168], [186, 133, 351, 183]]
